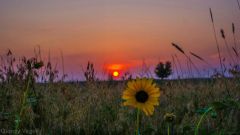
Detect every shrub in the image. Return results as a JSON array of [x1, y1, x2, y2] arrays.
[[155, 61, 172, 80]]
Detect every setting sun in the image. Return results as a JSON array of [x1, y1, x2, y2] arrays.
[[112, 71, 119, 77]]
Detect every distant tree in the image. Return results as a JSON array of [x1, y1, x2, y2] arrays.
[[155, 61, 172, 80]]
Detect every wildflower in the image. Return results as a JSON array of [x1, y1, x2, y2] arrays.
[[122, 78, 160, 116], [164, 113, 176, 123]]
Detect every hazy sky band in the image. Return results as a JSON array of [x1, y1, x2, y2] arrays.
[[0, 0, 239, 79]]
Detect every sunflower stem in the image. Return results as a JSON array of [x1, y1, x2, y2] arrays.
[[167, 123, 170, 135], [136, 108, 140, 135], [194, 107, 213, 135]]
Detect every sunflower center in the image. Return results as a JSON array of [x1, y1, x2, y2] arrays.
[[135, 90, 149, 103]]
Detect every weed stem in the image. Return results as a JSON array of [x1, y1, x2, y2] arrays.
[[136, 108, 140, 135], [194, 107, 213, 135]]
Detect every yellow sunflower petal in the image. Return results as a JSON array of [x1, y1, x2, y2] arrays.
[[123, 99, 136, 107], [145, 105, 153, 116], [122, 95, 132, 100], [150, 93, 161, 98], [144, 83, 152, 91], [127, 81, 136, 90], [142, 107, 149, 116], [135, 79, 142, 90], [122, 89, 136, 99], [136, 102, 144, 109], [147, 99, 159, 106], [149, 88, 160, 96], [148, 105, 154, 115], [141, 78, 148, 88]]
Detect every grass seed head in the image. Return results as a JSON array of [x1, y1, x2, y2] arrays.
[[171, 43, 185, 54]]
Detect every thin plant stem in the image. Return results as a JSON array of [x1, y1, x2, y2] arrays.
[[237, 0, 240, 11], [136, 108, 140, 135], [14, 72, 31, 135], [223, 38, 236, 65], [186, 57, 191, 78], [233, 31, 237, 51], [187, 55, 201, 77], [232, 24, 239, 63], [172, 55, 180, 79], [167, 123, 170, 135], [194, 107, 213, 135], [60, 50, 65, 82], [209, 8, 224, 76], [175, 54, 184, 78]]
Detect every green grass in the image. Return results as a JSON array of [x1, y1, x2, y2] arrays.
[[1, 77, 240, 134]]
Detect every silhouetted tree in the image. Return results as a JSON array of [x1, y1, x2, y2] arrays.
[[155, 61, 172, 80]]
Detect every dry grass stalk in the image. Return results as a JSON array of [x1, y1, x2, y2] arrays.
[[171, 42, 201, 77], [232, 23, 238, 51], [171, 54, 180, 79], [190, 52, 204, 61], [189, 52, 213, 68], [237, 0, 240, 10], [220, 29, 236, 65], [232, 47, 239, 57], [220, 29, 225, 39], [174, 54, 184, 78], [209, 8, 224, 75], [209, 8, 214, 23], [171, 43, 185, 54], [232, 23, 235, 34]]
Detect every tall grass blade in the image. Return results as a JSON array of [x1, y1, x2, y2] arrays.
[[232, 23, 238, 51], [190, 52, 204, 61], [220, 29, 225, 39], [209, 8, 224, 75], [174, 54, 184, 78], [172, 54, 180, 79], [209, 8, 214, 23], [220, 29, 236, 64], [232, 23, 235, 34], [171, 43, 200, 77], [237, 0, 240, 10], [232, 47, 239, 57], [171, 43, 185, 54]]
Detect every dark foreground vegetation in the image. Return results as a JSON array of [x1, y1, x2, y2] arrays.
[[0, 50, 240, 135]]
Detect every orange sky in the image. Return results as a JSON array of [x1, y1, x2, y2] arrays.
[[0, 0, 240, 79]]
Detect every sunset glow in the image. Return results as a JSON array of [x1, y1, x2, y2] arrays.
[[0, 0, 239, 79], [108, 64, 124, 71], [108, 64, 123, 78]]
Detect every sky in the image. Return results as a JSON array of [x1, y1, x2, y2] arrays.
[[0, 0, 240, 80]]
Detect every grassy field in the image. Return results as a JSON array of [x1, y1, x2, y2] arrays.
[[0, 61, 240, 135]]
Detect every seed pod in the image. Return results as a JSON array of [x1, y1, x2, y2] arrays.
[[220, 29, 225, 39], [171, 43, 185, 54]]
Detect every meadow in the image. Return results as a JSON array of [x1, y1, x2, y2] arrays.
[[0, 49, 240, 135]]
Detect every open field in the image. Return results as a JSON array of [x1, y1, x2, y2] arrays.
[[1, 76, 240, 134]]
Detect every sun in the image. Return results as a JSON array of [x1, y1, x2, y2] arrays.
[[112, 71, 119, 77]]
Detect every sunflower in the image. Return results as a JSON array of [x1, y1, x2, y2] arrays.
[[122, 78, 161, 116]]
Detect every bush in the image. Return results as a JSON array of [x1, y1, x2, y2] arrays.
[[155, 61, 172, 79]]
